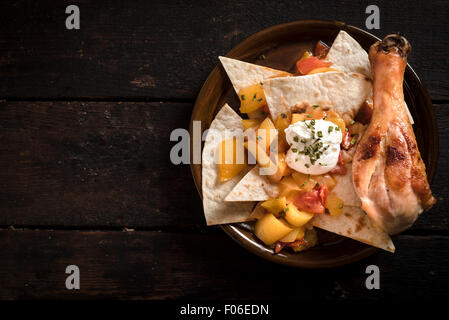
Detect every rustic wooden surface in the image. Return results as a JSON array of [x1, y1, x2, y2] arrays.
[[0, 0, 448, 299]]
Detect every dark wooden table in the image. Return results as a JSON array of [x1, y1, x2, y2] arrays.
[[0, 0, 448, 300]]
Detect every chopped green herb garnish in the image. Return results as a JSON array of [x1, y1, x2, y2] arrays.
[[259, 54, 266, 60], [312, 104, 320, 109], [335, 127, 340, 131], [257, 98, 263, 102], [260, 82, 264, 86], [292, 148, 298, 153], [241, 94, 245, 100], [281, 113, 287, 118], [317, 131, 323, 138], [345, 127, 349, 132], [350, 120, 355, 125], [306, 114, 313, 118], [338, 203, 344, 209], [252, 93, 257, 101], [328, 126, 333, 133], [351, 139, 356, 145], [319, 162, 327, 166], [310, 119, 316, 125], [256, 135, 263, 140], [293, 136, 299, 142], [305, 163, 310, 168], [301, 138, 307, 143]]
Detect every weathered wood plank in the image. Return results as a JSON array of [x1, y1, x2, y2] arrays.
[[0, 101, 447, 230], [0, 230, 447, 299], [0, 101, 204, 227], [0, 0, 448, 100]]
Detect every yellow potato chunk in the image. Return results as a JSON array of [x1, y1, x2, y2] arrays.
[[255, 213, 293, 245], [242, 119, 262, 130], [279, 227, 305, 243], [291, 171, 317, 192], [217, 138, 246, 182], [239, 83, 266, 114], [244, 140, 272, 168], [325, 194, 344, 217], [278, 176, 302, 200], [284, 203, 314, 227], [257, 117, 277, 153], [326, 110, 346, 133], [314, 174, 336, 190], [261, 196, 287, 215], [268, 153, 291, 183], [274, 113, 290, 152]]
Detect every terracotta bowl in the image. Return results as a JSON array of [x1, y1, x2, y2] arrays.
[[189, 20, 438, 268]]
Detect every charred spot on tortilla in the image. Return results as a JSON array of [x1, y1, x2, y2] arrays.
[[291, 102, 310, 114]]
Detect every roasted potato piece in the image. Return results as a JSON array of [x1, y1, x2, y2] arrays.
[[242, 118, 262, 130], [239, 83, 267, 114], [261, 197, 287, 215], [325, 194, 344, 217], [291, 171, 317, 192], [284, 203, 314, 227], [255, 213, 293, 245], [257, 117, 277, 153], [217, 138, 246, 182]]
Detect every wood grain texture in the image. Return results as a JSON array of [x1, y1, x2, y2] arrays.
[[0, 101, 203, 227], [0, 229, 447, 299], [0, 0, 448, 100], [0, 101, 447, 230]]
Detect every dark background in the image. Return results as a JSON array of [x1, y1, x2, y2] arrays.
[[0, 0, 447, 299]]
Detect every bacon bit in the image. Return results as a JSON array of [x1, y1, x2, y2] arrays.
[[318, 184, 328, 206], [330, 151, 347, 175], [274, 239, 305, 254], [315, 40, 330, 59], [293, 188, 325, 214]]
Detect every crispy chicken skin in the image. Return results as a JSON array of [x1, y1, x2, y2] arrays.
[[352, 34, 436, 235]]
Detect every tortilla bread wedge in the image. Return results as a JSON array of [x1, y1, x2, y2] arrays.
[[219, 56, 290, 94], [263, 72, 372, 122], [225, 166, 279, 202], [313, 206, 395, 252], [202, 104, 254, 225]]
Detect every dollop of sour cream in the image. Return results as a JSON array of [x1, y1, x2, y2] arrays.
[[284, 119, 342, 175]]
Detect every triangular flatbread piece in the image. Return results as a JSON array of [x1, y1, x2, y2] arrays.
[[225, 166, 279, 202], [202, 104, 254, 225], [313, 206, 395, 252]]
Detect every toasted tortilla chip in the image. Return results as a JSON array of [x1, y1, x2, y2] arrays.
[[326, 30, 371, 78], [219, 56, 289, 95], [263, 72, 372, 122], [225, 166, 279, 202], [331, 164, 362, 207], [313, 206, 395, 252], [202, 104, 254, 225]]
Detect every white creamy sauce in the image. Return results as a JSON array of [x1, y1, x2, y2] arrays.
[[284, 119, 342, 175]]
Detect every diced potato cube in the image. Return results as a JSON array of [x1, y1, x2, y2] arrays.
[[217, 138, 246, 182], [268, 153, 291, 183], [291, 171, 317, 192], [284, 203, 314, 227], [278, 176, 302, 200], [261, 196, 287, 215], [244, 140, 272, 168], [326, 110, 346, 133], [257, 117, 277, 153], [255, 213, 293, 245], [239, 84, 267, 114], [279, 227, 305, 243], [314, 174, 336, 190], [242, 119, 262, 130], [325, 194, 344, 217], [274, 114, 291, 152]]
